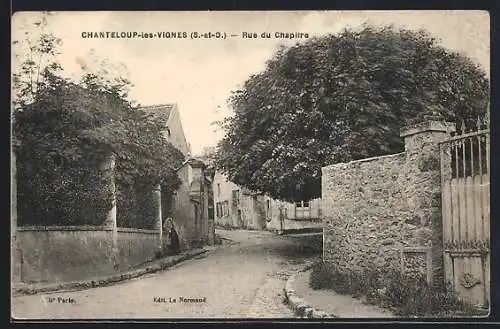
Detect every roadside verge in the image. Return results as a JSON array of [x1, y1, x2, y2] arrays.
[[283, 263, 334, 319]]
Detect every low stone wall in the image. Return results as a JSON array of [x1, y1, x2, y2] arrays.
[[116, 228, 159, 271], [267, 217, 322, 232], [322, 119, 455, 288], [15, 226, 159, 283]]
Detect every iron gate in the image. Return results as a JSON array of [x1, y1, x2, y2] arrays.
[[439, 117, 490, 307]]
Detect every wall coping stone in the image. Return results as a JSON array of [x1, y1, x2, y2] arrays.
[[400, 120, 456, 138], [18, 226, 158, 234], [322, 152, 406, 171], [18, 225, 109, 232], [117, 227, 158, 234]]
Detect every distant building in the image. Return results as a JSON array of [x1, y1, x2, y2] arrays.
[[264, 197, 322, 233], [212, 171, 322, 232], [212, 172, 267, 230], [141, 103, 191, 155], [141, 104, 214, 248]]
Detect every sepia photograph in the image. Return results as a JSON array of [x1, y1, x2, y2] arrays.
[[11, 10, 490, 320]]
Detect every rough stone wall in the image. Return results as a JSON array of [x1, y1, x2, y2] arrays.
[[322, 153, 407, 274], [16, 226, 158, 283], [322, 119, 454, 288]]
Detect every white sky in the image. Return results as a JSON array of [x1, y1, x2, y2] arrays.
[[12, 11, 490, 155]]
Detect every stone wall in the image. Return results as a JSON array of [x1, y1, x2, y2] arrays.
[[322, 118, 455, 288], [16, 226, 159, 283]]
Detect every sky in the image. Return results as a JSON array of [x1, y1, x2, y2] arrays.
[[12, 11, 490, 155]]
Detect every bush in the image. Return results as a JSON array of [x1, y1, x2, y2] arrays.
[[14, 71, 184, 229], [116, 184, 157, 229], [309, 262, 484, 317], [16, 158, 113, 226]]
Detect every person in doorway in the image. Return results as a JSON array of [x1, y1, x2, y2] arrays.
[[165, 217, 180, 255]]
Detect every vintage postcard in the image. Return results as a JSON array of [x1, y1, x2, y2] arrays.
[[11, 10, 490, 320]]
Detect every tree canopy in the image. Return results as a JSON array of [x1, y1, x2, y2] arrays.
[[215, 24, 489, 202]]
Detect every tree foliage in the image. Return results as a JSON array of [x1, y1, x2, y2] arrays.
[[215, 24, 489, 202], [13, 14, 184, 227]]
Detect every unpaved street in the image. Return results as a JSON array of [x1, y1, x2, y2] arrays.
[[12, 229, 322, 319]]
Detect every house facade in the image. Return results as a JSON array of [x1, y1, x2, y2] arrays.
[[141, 104, 214, 249], [264, 197, 322, 233], [213, 171, 322, 232], [213, 172, 267, 230]]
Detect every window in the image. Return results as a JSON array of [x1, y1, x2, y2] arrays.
[[295, 201, 310, 208], [217, 184, 221, 197], [295, 200, 311, 219], [267, 200, 270, 209], [216, 201, 229, 218]]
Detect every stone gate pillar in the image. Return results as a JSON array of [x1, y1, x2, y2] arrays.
[[100, 153, 118, 268], [154, 184, 163, 251], [399, 116, 456, 288]]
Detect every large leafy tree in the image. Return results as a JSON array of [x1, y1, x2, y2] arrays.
[[13, 14, 184, 227], [216, 24, 489, 202]]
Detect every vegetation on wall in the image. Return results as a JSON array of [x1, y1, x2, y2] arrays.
[[13, 13, 184, 227], [215, 24, 489, 202]]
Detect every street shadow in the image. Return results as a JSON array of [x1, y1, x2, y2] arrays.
[[264, 234, 323, 261]]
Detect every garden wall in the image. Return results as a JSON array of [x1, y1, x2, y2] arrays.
[[322, 118, 456, 287], [15, 226, 159, 283]]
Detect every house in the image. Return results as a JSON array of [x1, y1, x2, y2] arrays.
[[196, 147, 216, 225], [213, 171, 322, 233], [264, 197, 322, 233], [213, 172, 267, 230], [141, 104, 214, 249]]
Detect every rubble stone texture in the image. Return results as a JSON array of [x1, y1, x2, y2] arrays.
[[322, 119, 455, 288]]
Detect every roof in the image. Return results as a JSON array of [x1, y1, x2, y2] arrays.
[[139, 104, 175, 121], [188, 158, 206, 168]]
